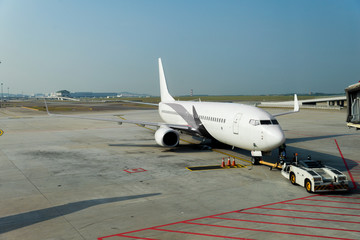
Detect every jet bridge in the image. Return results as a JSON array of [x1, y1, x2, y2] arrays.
[[345, 82, 360, 129]]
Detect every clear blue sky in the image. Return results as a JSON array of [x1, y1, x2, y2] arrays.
[[0, 0, 359, 96]]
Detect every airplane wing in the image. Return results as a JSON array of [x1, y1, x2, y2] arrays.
[[272, 94, 300, 117], [44, 100, 194, 131], [110, 99, 158, 106]]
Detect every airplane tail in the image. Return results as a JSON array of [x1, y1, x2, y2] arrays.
[[158, 58, 175, 102]]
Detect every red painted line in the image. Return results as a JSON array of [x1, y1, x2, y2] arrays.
[[100, 195, 352, 239], [283, 202, 360, 210], [239, 211, 360, 224], [153, 228, 255, 240], [183, 222, 357, 240], [303, 199, 360, 205], [260, 207, 360, 217], [108, 210, 242, 237], [124, 168, 147, 173], [98, 234, 159, 240], [98, 233, 122, 240], [316, 195, 360, 200], [209, 216, 360, 233], [99, 195, 321, 239], [334, 139, 357, 189], [241, 194, 317, 211], [121, 195, 319, 237], [115, 235, 158, 240]]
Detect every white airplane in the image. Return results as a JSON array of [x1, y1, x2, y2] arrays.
[[45, 58, 299, 164]]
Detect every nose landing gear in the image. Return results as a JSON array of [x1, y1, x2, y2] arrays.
[[251, 157, 261, 165]]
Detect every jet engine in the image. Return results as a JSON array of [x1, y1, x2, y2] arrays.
[[155, 126, 179, 147]]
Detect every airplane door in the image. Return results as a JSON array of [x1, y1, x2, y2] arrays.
[[233, 113, 242, 134]]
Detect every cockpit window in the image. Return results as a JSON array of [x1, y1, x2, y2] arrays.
[[250, 119, 279, 126], [271, 119, 279, 124], [249, 119, 260, 126], [260, 120, 272, 125], [260, 119, 279, 125]]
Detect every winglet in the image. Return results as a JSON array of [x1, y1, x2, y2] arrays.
[[272, 94, 300, 117], [294, 94, 299, 112], [158, 58, 175, 102]]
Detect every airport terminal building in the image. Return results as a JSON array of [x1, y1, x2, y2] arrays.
[[346, 82, 360, 129]]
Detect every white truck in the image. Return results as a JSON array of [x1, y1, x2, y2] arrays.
[[281, 159, 349, 193]]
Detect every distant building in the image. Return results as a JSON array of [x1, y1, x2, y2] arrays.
[[70, 92, 118, 98], [56, 90, 71, 97], [34, 93, 45, 98], [48, 90, 151, 99]]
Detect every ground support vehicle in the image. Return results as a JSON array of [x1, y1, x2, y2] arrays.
[[281, 159, 349, 193]]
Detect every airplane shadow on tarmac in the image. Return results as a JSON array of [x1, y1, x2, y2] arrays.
[[283, 133, 359, 170], [109, 143, 159, 148], [108, 143, 213, 153], [278, 146, 358, 171], [108, 134, 359, 190], [285, 133, 357, 144], [0, 193, 161, 234]]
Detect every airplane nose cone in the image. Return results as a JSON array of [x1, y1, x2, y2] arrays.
[[274, 129, 286, 146], [265, 127, 286, 151]]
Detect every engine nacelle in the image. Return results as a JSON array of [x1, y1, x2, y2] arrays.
[[155, 126, 179, 147]]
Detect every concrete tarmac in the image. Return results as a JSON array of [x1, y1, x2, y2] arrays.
[[0, 106, 359, 240]]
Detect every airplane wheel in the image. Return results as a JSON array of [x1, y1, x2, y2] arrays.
[[305, 179, 312, 193], [290, 173, 296, 185]]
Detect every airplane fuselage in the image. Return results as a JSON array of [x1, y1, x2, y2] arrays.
[[159, 101, 285, 152]]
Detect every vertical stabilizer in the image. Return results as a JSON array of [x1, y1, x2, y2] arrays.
[[159, 58, 175, 102]]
